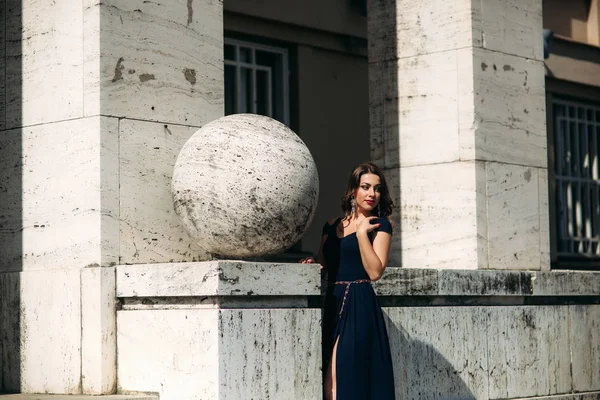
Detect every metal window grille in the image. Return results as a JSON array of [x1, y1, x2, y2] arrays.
[[553, 98, 600, 259], [224, 38, 290, 126]]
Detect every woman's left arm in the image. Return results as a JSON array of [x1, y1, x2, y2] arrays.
[[356, 218, 392, 281]]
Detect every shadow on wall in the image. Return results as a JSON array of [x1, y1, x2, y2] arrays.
[[384, 314, 476, 400], [0, 0, 23, 393]]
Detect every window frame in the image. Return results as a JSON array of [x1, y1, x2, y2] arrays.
[[546, 77, 600, 269], [224, 37, 291, 127]]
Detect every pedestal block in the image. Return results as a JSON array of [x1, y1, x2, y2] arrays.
[[115, 261, 322, 400]]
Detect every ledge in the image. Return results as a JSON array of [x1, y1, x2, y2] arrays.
[[374, 268, 600, 297], [116, 262, 600, 299], [116, 261, 321, 297]]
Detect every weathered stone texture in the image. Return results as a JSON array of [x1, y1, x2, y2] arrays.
[[367, 0, 548, 270], [83, 0, 223, 125], [384, 307, 488, 399], [487, 306, 571, 398], [0, 117, 119, 272], [116, 261, 321, 297], [117, 309, 220, 400], [219, 309, 321, 399], [470, 50, 547, 167], [486, 163, 543, 270], [570, 305, 600, 392], [19, 269, 82, 394], [118, 119, 204, 264], [172, 114, 319, 259], [81, 267, 117, 394], [395, 162, 481, 269], [4, 0, 84, 129]]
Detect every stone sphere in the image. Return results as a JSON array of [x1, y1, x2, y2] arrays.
[[172, 114, 319, 259]]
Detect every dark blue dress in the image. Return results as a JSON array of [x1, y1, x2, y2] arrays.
[[322, 217, 396, 400]]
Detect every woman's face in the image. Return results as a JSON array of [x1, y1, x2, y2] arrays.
[[354, 173, 382, 213]]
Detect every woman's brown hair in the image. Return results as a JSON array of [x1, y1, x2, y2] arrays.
[[341, 162, 393, 218]]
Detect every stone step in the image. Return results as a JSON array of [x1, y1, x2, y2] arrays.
[[0, 395, 157, 400]]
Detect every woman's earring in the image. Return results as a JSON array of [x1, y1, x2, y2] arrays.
[[350, 197, 356, 216], [377, 204, 381, 217]]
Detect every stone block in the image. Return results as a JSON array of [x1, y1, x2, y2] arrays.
[[116, 261, 321, 297], [5, 0, 83, 129], [368, 0, 475, 63], [511, 394, 600, 400], [398, 162, 482, 269], [20, 269, 82, 394], [84, 0, 223, 125], [438, 269, 533, 296], [0, 127, 24, 272], [397, 51, 460, 166], [487, 306, 571, 398], [473, 0, 543, 61], [570, 305, 600, 392], [81, 267, 117, 394], [0, 396, 158, 400], [117, 309, 219, 400], [374, 267, 438, 296], [383, 307, 489, 399], [118, 119, 204, 264], [219, 309, 321, 399], [533, 271, 600, 296], [0, 2, 5, 131], [539, 168, 550, 270], [485, 163, 542, 270], [0, 272, 21, 392], [0, 117, 119, 272], [368, 59, 400, 168], [470, 49, 546, 167]]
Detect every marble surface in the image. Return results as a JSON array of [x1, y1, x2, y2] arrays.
[[384, 305, 578, 400], [83, 0, 223, 125], [469, 49, 547, 167], [396, 162, 481, 269], [19, 269, 82, 394], [0, 396, 158, 400], [486, 163, 542, 270], [81, 267, 117, 394], [172, 114, 319, 259], [368, 0, 542, 63], [570, 305, 600, 392], [116, 261, 321, 297], [367, 0, 547, 271], [487, 306, 571, 398], [0, 117, 119, 272], [118, 118, 205, 264], [4, 0, 84, 129], [384, 307, 488, 399], [117, 309, 219, 400], [219, 309, 321, 399], [472, 0, 544, 61]]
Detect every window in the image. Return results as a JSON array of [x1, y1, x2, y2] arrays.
[[551, 97, 600, 265], [224, 38, 290, 126]]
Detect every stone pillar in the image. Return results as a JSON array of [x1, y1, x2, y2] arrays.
[[368, 0, 549, 270], [0, 0, 222, 393]]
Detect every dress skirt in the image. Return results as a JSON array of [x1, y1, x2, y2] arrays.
[[323, 279, 396, 400]]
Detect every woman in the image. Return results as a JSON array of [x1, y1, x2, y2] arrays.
[[301, 161, 396, 400]]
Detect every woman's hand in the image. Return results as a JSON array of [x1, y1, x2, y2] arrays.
[[356, 216, 381, 236], [300, 256, 316, 264]]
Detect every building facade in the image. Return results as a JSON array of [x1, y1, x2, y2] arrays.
[[0, 0, 599, 399]]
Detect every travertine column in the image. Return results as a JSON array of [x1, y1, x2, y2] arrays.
[[0, 0, 222, 393], [369, 0, 549, 270]]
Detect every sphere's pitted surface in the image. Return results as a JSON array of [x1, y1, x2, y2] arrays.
[[172, 114, 319, 259]]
